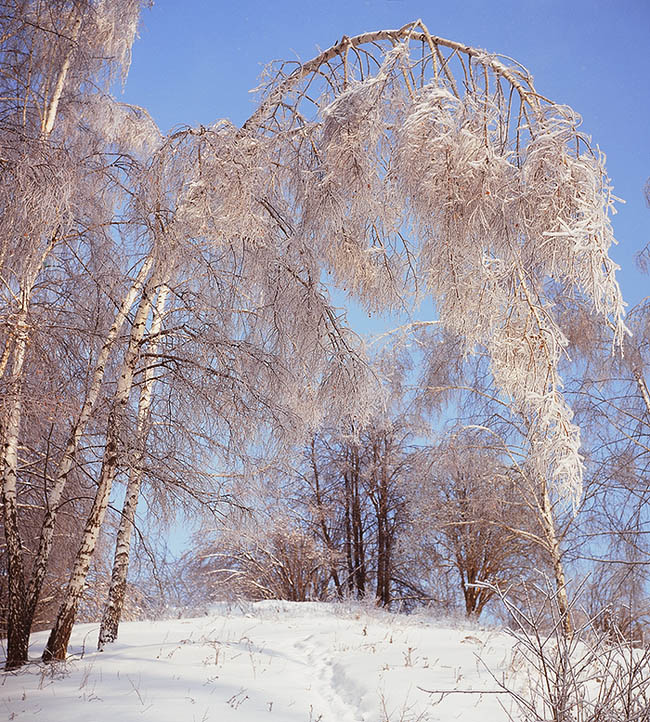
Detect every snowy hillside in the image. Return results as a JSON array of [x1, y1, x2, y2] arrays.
[[1, 602, 520, 721]]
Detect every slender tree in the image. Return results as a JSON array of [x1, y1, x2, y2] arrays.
[[42, 267, 164, 660], [97, 284, 170, 649]]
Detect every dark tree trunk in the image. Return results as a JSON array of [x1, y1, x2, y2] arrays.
[[309, 438, 343, 599], [375, 438, 390, 607], [350, 447, 366, 597], [343, 468, 355, 594]]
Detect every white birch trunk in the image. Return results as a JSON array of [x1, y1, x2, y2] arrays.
[[1, 307, 30, 668], [1, 6, 83, 668], [42, 13, 82, 138], [634, 371, 650, 418], [98, 284, 170, 649], [539, 479, 572, 637], [2, 234, 58, 668], [0, 336, 13, 380], [43, 270, 162, 662]]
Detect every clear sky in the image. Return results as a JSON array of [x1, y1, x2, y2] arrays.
[[121, 0, 650, 312]]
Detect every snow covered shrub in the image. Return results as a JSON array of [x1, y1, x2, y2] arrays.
[[494, 579, 650, 721], [192, 512, 335, 603]]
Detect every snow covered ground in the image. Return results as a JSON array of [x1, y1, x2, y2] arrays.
[[1, 601, 523, 721]]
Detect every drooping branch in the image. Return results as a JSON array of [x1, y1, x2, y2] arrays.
[[237, 20, 627, 506]]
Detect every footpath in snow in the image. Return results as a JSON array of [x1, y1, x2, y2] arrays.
[[0, 601, 521, 721]]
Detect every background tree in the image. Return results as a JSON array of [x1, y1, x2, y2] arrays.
[[411, 430, 533, 618]]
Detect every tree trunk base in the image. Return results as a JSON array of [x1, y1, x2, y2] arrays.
[[5, 628, 30, 670], [42, 605, 76, 662]]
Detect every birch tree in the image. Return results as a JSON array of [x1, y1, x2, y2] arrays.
[[251, 21, 625, 628], [42, 268, 163, 660], [247, 20, 626, 508], [97, 284, 170, 649], [87, 20, 628, 644]]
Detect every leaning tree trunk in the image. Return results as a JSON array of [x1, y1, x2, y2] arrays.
[[98, 284, 170, 650], [1, 257, 153, 669], [42, 271, 161, 662], [2, 8, 118, 668], [40, 13, 82, 139]]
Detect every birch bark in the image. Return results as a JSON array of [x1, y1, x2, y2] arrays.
[[2, 306, 31, 669], [1, 0, 147, 668], [98, 283, 170, 649], [41, 13, 82, 139], [634, 371, 650, 418], [2, 235, 59, 667], [539, 479, 572, 638], [43, 269, 162, 662], [1, 7, 84, 668], [1, 256, 153, 668], [24, 258, 154, 610]]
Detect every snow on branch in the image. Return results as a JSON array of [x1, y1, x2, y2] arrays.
[[240, 20, 628, 506]]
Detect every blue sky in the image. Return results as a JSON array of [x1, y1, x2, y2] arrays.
[[121, 0, 650, 312]]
